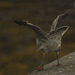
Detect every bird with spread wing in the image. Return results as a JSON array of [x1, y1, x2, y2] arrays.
[[14, 9, 71, 71]]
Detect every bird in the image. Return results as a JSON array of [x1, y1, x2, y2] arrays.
[[14, 9, 71, 71]]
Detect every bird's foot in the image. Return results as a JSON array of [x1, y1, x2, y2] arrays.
[[35, 65, 44, 71], [56, 63, 61, 66]]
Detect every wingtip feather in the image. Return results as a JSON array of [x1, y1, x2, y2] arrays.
[[13, 19, 28, 25]]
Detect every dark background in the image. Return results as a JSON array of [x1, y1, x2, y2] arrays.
[[0, 0, 75, 75]]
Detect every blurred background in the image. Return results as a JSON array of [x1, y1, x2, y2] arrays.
[[0, 0, 75, 75]]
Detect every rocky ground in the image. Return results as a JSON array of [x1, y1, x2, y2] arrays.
[[29, 51, 75, 75]]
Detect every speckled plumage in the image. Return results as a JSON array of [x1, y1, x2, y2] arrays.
[[36, 26, 69, 53], [14, 9, 71, 70]]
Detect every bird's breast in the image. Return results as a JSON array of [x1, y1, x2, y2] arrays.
[[36, 37, 61, 53], [42, 39, 61, 52]]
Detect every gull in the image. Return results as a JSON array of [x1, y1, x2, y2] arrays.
[[14, 9, 71, 71]]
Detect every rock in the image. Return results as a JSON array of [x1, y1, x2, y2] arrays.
[[29, 51, 75, 75]]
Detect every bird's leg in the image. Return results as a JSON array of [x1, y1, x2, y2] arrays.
[[40, 53, 45, 66], [35, 53, 45, 71], [56, 51, 60, 66]]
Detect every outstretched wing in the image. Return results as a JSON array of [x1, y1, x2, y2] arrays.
[[50, 9, 71, 32], [14, 19, 46, 39], [55, 26, 69, 36]]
